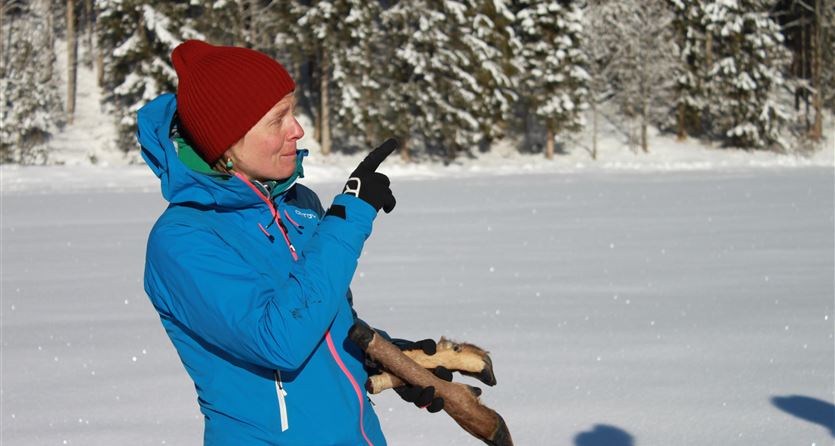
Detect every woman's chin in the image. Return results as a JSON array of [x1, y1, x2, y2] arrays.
[[273, 167, 297, 181]]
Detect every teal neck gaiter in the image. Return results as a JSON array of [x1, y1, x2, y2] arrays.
[[175, 136, 308, 199]]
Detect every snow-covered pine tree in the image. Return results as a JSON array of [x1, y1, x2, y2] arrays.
[[97, 0, 202, 149], [810, 0, 833, 137], [824, 0, 835, 112], [669, 0, 710, 139], [190, 0, 244, 46], [464, 0, 517, 148], [297, 0, 338, 155], [1, 0, 64, 163], [192, 0, 288, 53], [67, 0, 78, 125], [297, 0, 384, 153], [377, 1, 437, 161], [703, 0, 791, 149], [82, 0, 93, 68], [381, 0, 515, 161], [515, 0, 589, 159], [293, 0, 381, 154]]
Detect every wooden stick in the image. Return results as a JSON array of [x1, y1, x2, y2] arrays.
[[350, 321, 513, 446], [367, 370, 486, 395]]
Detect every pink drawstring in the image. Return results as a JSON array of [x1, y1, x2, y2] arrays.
[[283, 209, 303, 229], [234, 172, 298, 261], [258, 223, 273, 240], [326, 332, 375, 446]]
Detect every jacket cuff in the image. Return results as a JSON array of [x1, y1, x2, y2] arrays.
[[331, 194, 377, 222], [319, 194, 376, 239]]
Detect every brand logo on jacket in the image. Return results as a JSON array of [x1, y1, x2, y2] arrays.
[[294, 209, 317, 220]]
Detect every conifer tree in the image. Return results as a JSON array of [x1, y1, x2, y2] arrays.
[[97, 0, 201, 148], [297, 0, 383, 153], [703, 0, 791, 149], [330, 1, 384, 149], [669, 0, 710, 139], [193, 0, 288, 53], [1, 0, 63, 163], [380, 0, 515, 161], [465, 0, 517, 146], [824, 1, 835, 112], [516, 0, 590, 159], [67, 0, 77, 124], [191, 0, 243, 46]]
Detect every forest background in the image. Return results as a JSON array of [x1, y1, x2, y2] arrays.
[[1, 0, 833, 166]]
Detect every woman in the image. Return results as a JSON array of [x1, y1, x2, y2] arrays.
[[137, 40, 401, 445]]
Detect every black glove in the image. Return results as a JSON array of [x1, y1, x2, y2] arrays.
[[343, 139, 397, 213], [391, 338, 452, 413], [394, 366, 452, 413]]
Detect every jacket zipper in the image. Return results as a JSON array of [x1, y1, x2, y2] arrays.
[[238, 173, 365, 439], [274, 370, 289, 432]]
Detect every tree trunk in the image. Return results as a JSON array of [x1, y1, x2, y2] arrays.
[[314, 105, 321, 142], [705, 31, 713, 67], [591, 100, 598, 160], [84, 0, 92, 67], [320, 47, 331, 156], [676, 102, 686, 141], [96, 46, 104, 87], [45, 0, 54, 74], [641, 97, 649, 153], [311, 58, 321, 143], [236, 0, 246, 47], [94, 0, 103, 87], [248, 0, 258, 48], [67, 0, 77, 124], [800, 19, 810, 130], [400, 135, 410, 162], [0, 1, 6, 78], [545, 125, 554, 160], [812, 0, 823, 141]]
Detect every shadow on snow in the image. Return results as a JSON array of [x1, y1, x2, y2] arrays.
[[771, 395, 835, 437], [574, 424, 635, 446]]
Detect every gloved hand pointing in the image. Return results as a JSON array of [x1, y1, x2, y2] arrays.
[[343, 139, 398, 213]]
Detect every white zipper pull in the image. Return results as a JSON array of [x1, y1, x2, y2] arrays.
[[275, 370, 289, 432]]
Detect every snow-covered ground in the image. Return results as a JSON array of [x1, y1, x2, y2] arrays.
[[2, 167, 833, 445]]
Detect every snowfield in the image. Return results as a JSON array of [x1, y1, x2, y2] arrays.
[[2, 167, 833, 445]]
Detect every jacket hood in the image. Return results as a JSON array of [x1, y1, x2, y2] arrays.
[[137, 93, 265, 209]]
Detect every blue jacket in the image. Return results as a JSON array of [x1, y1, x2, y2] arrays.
[[138, 94, 386, 445]]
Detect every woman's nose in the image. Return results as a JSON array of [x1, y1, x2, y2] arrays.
[[290, 116, 304, 140]]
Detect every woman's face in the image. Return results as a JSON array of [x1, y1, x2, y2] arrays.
[[226, 93, 304, 181]]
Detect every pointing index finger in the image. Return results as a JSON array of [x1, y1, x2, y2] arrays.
[[354, 138, 399, 175]]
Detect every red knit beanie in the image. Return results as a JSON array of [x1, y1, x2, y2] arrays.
[[171, 40, 296, 164]]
